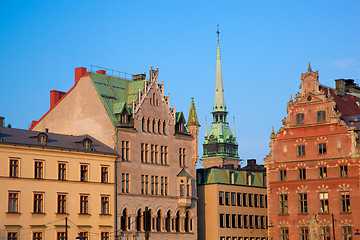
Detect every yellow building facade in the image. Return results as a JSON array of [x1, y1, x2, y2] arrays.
[[0, 125, 117, 239]]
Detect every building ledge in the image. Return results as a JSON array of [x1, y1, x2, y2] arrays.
[[6, 212, 21, 215]]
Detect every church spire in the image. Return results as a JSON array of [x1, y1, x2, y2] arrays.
[[214, 25, 226, 112], [187, 98, 200, 126]]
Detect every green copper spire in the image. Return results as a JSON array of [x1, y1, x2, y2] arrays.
[[187, 98, 200, 126], [214, 25, 226, 112], [201, 26, 240, 168]]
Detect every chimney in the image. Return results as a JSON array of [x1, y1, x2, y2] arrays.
[[247, 159, 256, 166], [75, 67, 87, 85], [0, 116, 4, 127], [96, 70, 106, 75], [335, 79, 345, 96], [50, 90, 66, 109]]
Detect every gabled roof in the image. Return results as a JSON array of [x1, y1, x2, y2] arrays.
[[176, 168, 192, 178], [89, 72, 146, 127], [0, 126, 117, 156]]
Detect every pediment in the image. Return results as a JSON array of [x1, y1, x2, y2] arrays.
[[295, 92, 325, 105]]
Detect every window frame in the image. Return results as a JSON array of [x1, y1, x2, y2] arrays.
[[297, 145, 305, 156]]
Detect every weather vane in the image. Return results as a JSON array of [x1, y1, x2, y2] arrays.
[[216, 25, 220, 40]]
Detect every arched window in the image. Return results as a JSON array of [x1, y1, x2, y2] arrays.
[[156, 210, 162, 232], [165, 210, 171, 232], [144, 209, 153, 232], [142, 118, 145, 132], [163, 121, 166, 135], [147, 119, 151, 132], [136, 209, 142, 231], [153, 119, 156, 133], [121, 208, 128, 231], [175, 211, 180, 232], [184, 211, 191, 232], [158, 120, 161, 134]]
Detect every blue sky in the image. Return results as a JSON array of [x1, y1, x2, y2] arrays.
[[1, 1, 359, 165]]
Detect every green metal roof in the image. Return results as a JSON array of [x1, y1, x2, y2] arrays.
[[89, 72, 146, 127], [187, 98, 200, 126]]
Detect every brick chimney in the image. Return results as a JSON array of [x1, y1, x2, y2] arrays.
[[0, 116, 4, 127], [335, 79, 346, 96], [50, 90, 66, 109], [96, 70, 106, 75], [75, 67, 87, 85]]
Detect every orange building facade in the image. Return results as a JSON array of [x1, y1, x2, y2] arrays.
[[264, 65, 360, 240]]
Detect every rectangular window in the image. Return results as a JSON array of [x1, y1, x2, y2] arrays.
[[154, 176, 158, 195], [151, 176, 154, 194], [101, 196, 109, 214], [319, 192, 329, 213], [279, 194, 288, 214], [280, 169, 287, 181], [80, 164, 88, 182], [141, 175, 145, 194], [255, 215, 259, 229], [220, 214, 225, 228], [160, 176, 164, 195], [260, 194, 264, 208], [9, 159, 19, 177], [247, 173, 253, 185], [80, 195, 89, 214], [232, 214, 237, 228], [260, 216, 265, 229], [34, 160, 44, 179], [226, 214, 231, 228], [154, 145, 158, 164], [248, 194, 253, 207], [340, 165, 348, 178], [151, 144, 155, 163], [219, 191, 224, 205], [319, 167, 327, 179], [237, 214, 242, 228], [300, 227, 309, 240], [57, 194, 66, 214], [280, 227, 289, 240], [101, 166, 109, 183], [8, 232, 18, 240], [160, 146, 164, 164], [58, 163, 66, 180], [243, 193, 248, 207], [79, 232, 88, 240], [57, 232, 66, 240], [237, 193, 241, 206], [121, 173, 129, 193], [320, 227, 330, 240], [231, 192, 236, 206], [254, 194, 259, 207], [299, 193, 308, 213], [318, 143, 327, 154], [121, 141, 130, 161], [164, 146, 168, 165], [297, 145, 305, 156], [33, 193, 43, 213], [164, 177, 168, 196], [249, 215, 254, 228], [317, 111, 326, 122], [33, 232, 42, 240], [243, 215, 248, 228], [340, 192, 350, 212], [342, 226, 352, 240], [8, 192, 19, 213], [296, 113, 304, 124], [299, 168, 306, 180], [225, 192, 230, 205], [141, 143, 145, 162], [101, 232, 109, 240], [179, 148, 186, 167], [145, 175, 149, 194]]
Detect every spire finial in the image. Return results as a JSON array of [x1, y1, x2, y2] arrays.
[[216, 25, 220, 41], [290, 94, 293, 102], [308, 62, 312, 73]]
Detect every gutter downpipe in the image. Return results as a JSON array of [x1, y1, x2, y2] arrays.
[[115, 127, 119, 240]]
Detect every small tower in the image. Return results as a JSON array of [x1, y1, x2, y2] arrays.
[[201, 26, 241, 169], [187, 98, 200, 165]]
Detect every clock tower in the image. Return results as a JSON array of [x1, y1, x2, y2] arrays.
[[201, 26, 241, 168]]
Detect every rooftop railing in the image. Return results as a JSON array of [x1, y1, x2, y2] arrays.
[[89, 65, 134, 80]]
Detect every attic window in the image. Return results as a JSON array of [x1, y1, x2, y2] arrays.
[[38, 134, 47, 145], [83, 139, 92, 149]]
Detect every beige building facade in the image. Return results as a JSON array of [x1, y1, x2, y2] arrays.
[[0, 124, 117, 239], [31, 66, 200, 239]]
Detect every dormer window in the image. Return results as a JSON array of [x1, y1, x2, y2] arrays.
[[38, 134, 48, 145], [83, 139, 92, 149]]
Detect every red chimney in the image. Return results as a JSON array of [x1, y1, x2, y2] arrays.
[[96, 70, 106, 75], [75, 67, 87, 84], [50, 90, 66, 109]]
